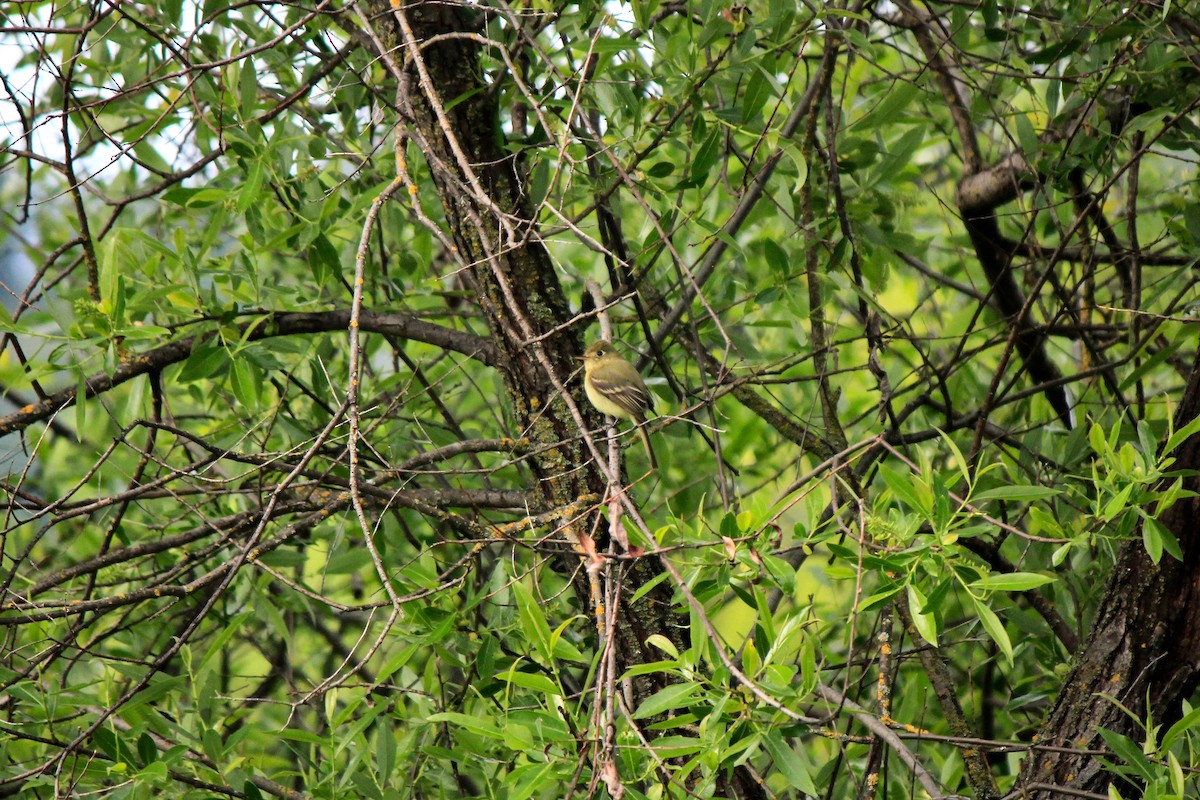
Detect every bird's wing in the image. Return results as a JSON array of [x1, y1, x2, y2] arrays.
[[588, 374, 652, 419]]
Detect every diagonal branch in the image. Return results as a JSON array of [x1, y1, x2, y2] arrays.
[[0, 310, 496, 436], [888, 1, 1073, 426]]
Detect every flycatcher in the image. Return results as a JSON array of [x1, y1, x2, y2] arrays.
[[578, 340, 657, 469]]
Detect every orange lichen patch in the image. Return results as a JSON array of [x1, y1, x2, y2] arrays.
[[884, 717, 930, 735]]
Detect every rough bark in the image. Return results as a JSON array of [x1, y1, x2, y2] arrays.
[[1018, 351, 1200, 796], [359, 0, 691, 685]]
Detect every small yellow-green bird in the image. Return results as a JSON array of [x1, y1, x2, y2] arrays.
[[578, 340, 657, 469]]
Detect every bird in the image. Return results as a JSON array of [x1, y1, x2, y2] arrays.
[[577, 340, 657, 470]]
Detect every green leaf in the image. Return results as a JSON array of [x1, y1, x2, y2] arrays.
[[1169, 751, 1184, 796], [177, 345, 229, 383], [161, 186, 228, 207], [550, 617, 587, 662], [1015, 113, 1039, 157], [859, 585, 903, 612], [503, 721, 535, 750], [122, 675, 187, 715], [1029, 506, 1064, 539], [507, 761, 559, 800], [497, 668, 561, 697], [1153, 477, 1187, 516], [1101, 483, 1134, 520], [238, 58, 258, 118], [1089, 421, 1110, 456], [876, 126, 927, 178], [237, 157, 265, 213], [798, 633, 818, 695], [690, 128, 721, 184], [742, 640, 761, 677], [1097, 728, 1155, 781], [136, 733, 157, 767], [855, 80, 920, 130], [981, 0, 999, 28], [879, 464, 931, 517], [630, 568, 671, 604], [645, 161, 675, 178], [136, 761, 168, 783], [197, 612, 255, 672], [790, 145, 809, 193], [274, 728, 328, 746], [762, 613, 808, 667], [229, 358, 261, 409], [1165, 412, 1200, 455], [512, 581, 553, 662], [936, 427, 971, 492], [1044, 75, 1060, 116], [1120, 343, 1180, 392], [645, 634, 680, 659], [202, 728, 226, 762], [1141, 516, 1182, 563], [307, 232, 340, 283], [442, 85, 486, 113], [98, 233, 121, 312], [970, 572, 1055, 592], [623, 660, 681, 679], [424, 712, 503, 739], [375, 726, 396, 787], [1162, 705, 1200, 750], [649, 735, 704, 758], [91, 728, 124, 762], [972, 485, 1061, 502], [762, 730, 817, 793], [762, 238, 789, 275], [906, 583, 938, 646], [762, 554, 797, 594], [633, 682, 699, 719], [75, 376, 89, 441], [972, 596, 1013, 666]]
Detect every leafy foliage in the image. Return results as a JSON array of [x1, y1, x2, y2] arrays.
[[2, 1, 1200, 798]]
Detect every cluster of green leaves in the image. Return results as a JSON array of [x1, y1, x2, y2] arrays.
[[3, 0, 1200, 798]]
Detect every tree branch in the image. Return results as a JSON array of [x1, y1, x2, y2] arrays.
[[0, 309, 496, 436]]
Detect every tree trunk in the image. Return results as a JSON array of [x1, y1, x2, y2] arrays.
[[352, 1, 754, 790], [1019, 349, 1200, 796]]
